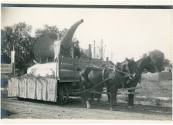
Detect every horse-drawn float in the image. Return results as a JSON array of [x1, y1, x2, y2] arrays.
[[7, 19, 166, 109], [7, 19, 111, 104]]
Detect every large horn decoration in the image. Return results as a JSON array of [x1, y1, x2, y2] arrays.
[[61, 19, 84, 49]]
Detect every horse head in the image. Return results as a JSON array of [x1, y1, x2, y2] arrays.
[[116, 58, 137, 80], [124, 58, 137, 78], [101, 58, 137, 81]]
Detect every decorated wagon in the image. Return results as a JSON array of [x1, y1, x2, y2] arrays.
[[8, 19, 109, 104]]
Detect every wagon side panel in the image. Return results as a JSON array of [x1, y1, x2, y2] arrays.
[[46, 78, 57, 102]]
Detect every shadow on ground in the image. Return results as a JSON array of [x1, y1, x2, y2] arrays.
[[1, 108, 16, 119]]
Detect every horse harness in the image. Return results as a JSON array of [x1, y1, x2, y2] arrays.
[[80, 63, 139, 94], [102, 66, 133, 89]]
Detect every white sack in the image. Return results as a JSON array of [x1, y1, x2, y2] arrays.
[[27, 63, 58, 78]]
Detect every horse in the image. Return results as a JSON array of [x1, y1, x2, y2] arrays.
[[125, 50, 165, 108], [103, 58, 137, 110], [103, 50, 165, 109], [79, 66, 104, 109], [79, 58, 135, 109]]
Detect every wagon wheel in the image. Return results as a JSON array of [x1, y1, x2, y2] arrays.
[[57, 82, 65, 105]]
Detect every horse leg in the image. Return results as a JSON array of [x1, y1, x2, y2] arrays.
[[97, 93, 101, 103], [86, 92, 91, 109], [109, 92, 114, 110], [65, 87, 69, 100], [108, 92, 111, 105], [107, 87, 111, 104], [81, 95, 86, 107], [109, 88, 118, 109], [82, 92, 88, 108], [81, 91, 88, 108], [80, 82, 87, 108], [86, 100, 90, 109], [113, 89, 118, 106], [84, 83, 91, 109], [128, 89, 135, 108], [107, 87, 113, 110], [107, 88, 115, 110], [97, 85, 103, 103]]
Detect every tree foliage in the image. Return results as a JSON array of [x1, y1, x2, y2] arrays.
[[149, 50, 165, 71], [35, 25, 59, 40], [1, 22, 34, 73], [33, 25, 68, 62]]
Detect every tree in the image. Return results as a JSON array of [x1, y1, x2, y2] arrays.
[[33, 25, 68, 62], [1, 22, 34, 74], [35, 25, 59, 40], [149, 50, 165, 71]]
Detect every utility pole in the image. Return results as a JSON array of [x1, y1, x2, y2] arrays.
[[93, 40, 96, 58], [100, 39, 103, 60], [88, 44, 92, 59], [100, 39, 106, 61]]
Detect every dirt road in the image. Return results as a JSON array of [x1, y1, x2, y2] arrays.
[[1, 98, 172, 120]]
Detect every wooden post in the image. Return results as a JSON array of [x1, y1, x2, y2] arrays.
[[54, 40, 61, 80], [11, 46, 15, 76], [56, 59, 58, 80]]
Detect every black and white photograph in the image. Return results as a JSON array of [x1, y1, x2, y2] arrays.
[[1, 1, 172, 122]]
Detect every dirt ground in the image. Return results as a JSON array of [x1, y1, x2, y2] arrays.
[[1, 97, 172, 120], [1, 78, 172, 120]]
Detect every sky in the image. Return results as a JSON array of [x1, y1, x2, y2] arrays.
[[1, 7, 172, 63]]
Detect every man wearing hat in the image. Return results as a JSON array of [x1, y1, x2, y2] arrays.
[[73, 40, 81, 59]]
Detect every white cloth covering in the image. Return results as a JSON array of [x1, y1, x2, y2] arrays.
[[27, 63, 58, 78]]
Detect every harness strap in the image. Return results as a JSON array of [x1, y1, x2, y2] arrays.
[[80, 64, 138, 94], [106, 66, 133, 80], [80, 76, 111, 93]]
